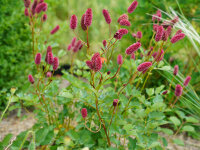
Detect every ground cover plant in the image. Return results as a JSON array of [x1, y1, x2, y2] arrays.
[[0, 0, 200, 149]]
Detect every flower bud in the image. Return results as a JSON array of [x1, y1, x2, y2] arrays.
[[24, 0, 31, 8], [175, 84, 183, 97], [53, 57, 59, 70], [71, 37, 76, 47], [118, 14, 128, 23], [162, 90, 168, 95], [173, 65, 179, 76], [103, 40, 107, 47], [84, 8, 93, 27], [24, 8, 29, 17], [119, 19, 131, 26], [31, 0, 38, 15], [41, 14, 47, 22], [136, 31, 142, 39], [107, 71, 111, 75], [45, 46, 52, 62], [117, 54, 123, 65], [35, 2, 47, 14], [81, 108, 87, 118], [127, 0, 138, 14], [113, 99, 119, 107], [171, 33, 185, 44], [102, 9, 112, 24], [47, 52, 54, 64], [137, 62, 152, 72], [67, 44, 72, 51], [125, 42, 141, 55], [73, 40, 82, 53], [50, 25, 60, 35], [81, 14, 87, 31], [155, 25, 164, 42], [35, 53, 42, 65], [183, 76, 191, 87], [70, 15, 78, 30], [28, 74, 34, 84], [46, 72, 52, 77]]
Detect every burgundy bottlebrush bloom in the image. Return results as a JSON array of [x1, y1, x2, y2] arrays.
[[127, 0, 138, 14], [24, 0, 31, 8], [107, 71, 111, 75], [136, 31, 142, 39], [171, 33, 185, 44], [53, 57, 59, 70], [84, 8, 93, 27], [119, 19, 131, 26], [173, 65, 179, 76], [162, 90, 168, 95], [67, 44, 72, 51], [125, 42, 141, 55], [175, 84, 183, 97], [47, 52, 54, 64], [86, 53, 102, 72], [35, 2, 47, 14], [166, 26, 172, 36], [117, 54, 123, 65], [103, 40, 107, 47], [71, 37, 76, 47], [162, 30, 169, 41], [155, 25, 164, 42], [35, 53, 42, 65], [175, 29, 182, 35], [102, 9, 112, 24], [153, 24, 159, 32], [42, 14, 47, 22], [117, 14, 128, 23], [50, 25, 60, 35], [113, 99, 119, 107], [46, 72, 52, 77], [81, 14, 87, 31], [45, 46, 52, 62], [81, 108, 87, 118], [131, 53, 135, 60], [137, 62, 152, 72], [184, 76, 191, 87], [70, 15, 78, 30], [28, 74, 34, 84], [31, 0, 38, 15], [24, 8, 29, 17], [156, 10, 162, 21], [114, 28, 128, 40], [73, 40, 82, 53]]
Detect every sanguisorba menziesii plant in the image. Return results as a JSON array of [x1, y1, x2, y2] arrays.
[[13, 0, 194, 149]]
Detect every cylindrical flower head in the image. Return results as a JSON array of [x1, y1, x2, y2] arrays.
[[42, 14, 47, 22], [35, 2, 47, 14], [103, 40, 107, 47], [127, 0, 138, 14], [125, 42, 141, 55], [162, 30, 168, 41], [94, 56, 102, 72], [102, 9, 112, 24], [53, 57, 59, 70], [47, 52, 54, 64], [113, 99, 119, 107], [173, 65, 179, 76], [137, 62, 152, 72], [136, 31, 142, 39], [81, 14, 87, 31], [81, 108, 87, 118], [155, 25, 164, 42], [24, 0, 31, 8], [50, 25, 60, 35], [84, 8, 93, 27], [117, 14, 128, 23], [183, 76, 191, 87], [70, 15, 78, 30], [153, 24, 159, 32], [35, 53, 42, 65], [117, 54, 123, 65], [162, 90, 168, 95], [175, 84, 183, 97], [31, 0, 38, 15], [46, 72, 52, 77], [24, 8, 29, 17], [71, 37, 76, 47], [131, 53, 135, 60], [171, 33, 185, 44], [67, 44, 72, 51], [166, 26, 172, 36], [118, 28, 129, 35], [28, 74, 34, 84], [175, 29, 182, 36], [45, 46, 52, 62], [73, 40, 82, 53], [119, 19, 131, 26]]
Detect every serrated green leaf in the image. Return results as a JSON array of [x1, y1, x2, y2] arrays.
[[182, 125, 195, 132], [169, 116, 181, 126]]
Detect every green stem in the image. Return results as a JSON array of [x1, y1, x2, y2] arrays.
[[0, 95, 12, 123]]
